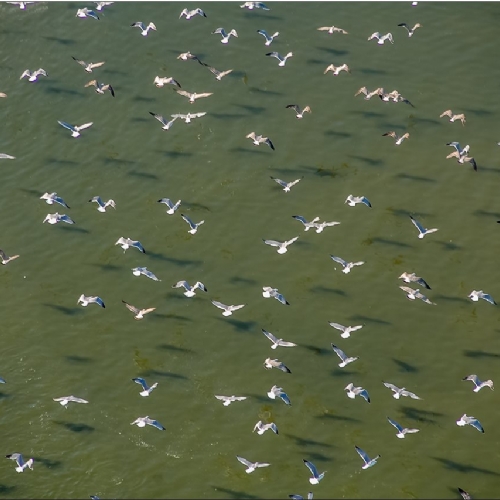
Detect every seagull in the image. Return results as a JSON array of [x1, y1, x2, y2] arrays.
[[215, 395, 247, 406], [89, 196, 115, 212], [292, 215, 320, 231], [456, 414, 484, 433], [383, 382, 421, 400], [455, 153, 477, 171], [387, 417, 420, 438], [76, 7, 99, 19], [289, 494, 313, 500], [58, 120, 93, 138], [181, 213, 204, 234], [440, 109, 465, 125], [153, 76, 181, 88], [0, 153, 15, 158], [303, 459, 325, 484], [72, 57, 105, 73], [212, 300, 245, 317], [40, 192, 70, 208], [323, 63, 350, 75], [368, 32, 394, 44], [115, 237, 145, 253], [179, 8, 206, 19], [132, 267, 160, 281], [262, 329, 297, 349], [447, 141, 470, 156], [399, 286, 435, 305], [257, 29, 279, 45], [0, 249, 19, 265], [78, 294, 105, 308], [313, 220, 341, 233], [175, 89, 213, 103], [355, 87, 384, 100], [149, 112, 177, 131], [53, 395, 89, 406], [95, 2, 114, 11], [382, 131, 410, 145], [131, 22, 156, 36], [6, 1, 35, 9], [271, 176, 303, 192], [204, 65, 233, 81], [177, 51, 203, 62], [262, 286, 289, 305], [130, 416, 165, 430], [5, 454, 34, 473], [458, 488, 472, 500], [264, 358, 291, 373], [355, 446, 380, 469], [158, 198, 181, 214], [172, 280, 207, 297], [20, 68, 47, 82], [398, 22, 422, 37], [253, 420, 278, 435], [328, 322, 363, 339], [263, 237, 299, 254], [240, 1, 270, 9], [379, 89, 403, 102], [212, 27, 238, 44], [468, 290, 496, 305], [317, 25, 348, 34], [344, 383, 370, 403], [399, 272, 431, 290], [286, 104, 311, 119], [345, 194, 371, 208], [330, 255, 365, 274], [236, 456, 270, 473], [266, 51, 293, 66], [246, 132, 275, 150], [122, 300, 156, 320], [85, 79, 115, 96], [267, 385, 291, 405], [171, 112, 206, 123], [331, 344, 358, 367], [132, 378, 158, 397], [43, 213, 75, 225], [409, 215, 438, 239], [462, 374, 494, 392]]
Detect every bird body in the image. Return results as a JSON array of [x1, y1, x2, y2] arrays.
[[6, 454, 34, 473], [262, 286, 289, 305], [215, 395, 247, 406], [131, 416, 165, 430], [171, 112, 206, 124], [262, 329, 296, 350], [383, 131, 410, 145], [20, 68, 47, 82], [345, 383, 370, 403], [456, 414, 484, 433], [122, 300, 155, 320], [253, 420, 278, 435], [345, 194, 371, 207], [115, 237, 145, 253], [179, 8, 206, 19], [264, 357, 291, 373], [266, 51, 293, 66], [40, 192, 70, 208], [267, 385, 291, 405], [257, 29, 279, 45], [286, 104, 311, 119], [468, 290, 496, 305], [89, 196, 115, 212], [462, 374, 494, 392], [440, 109, 465, 125], [236, 455, 270, 473], [387, 417, 420, 438], [154, 76, 181, 88], [78, 294, 105, 308], [399, 286, 435, 305], [0, 249, 19, 265], [329, 322, 363, 339], [172, 280, 207, 297], [131, 267, 160, 281], [176, 90, 213, 103], [150, 112, 177, 131], [241, 1, 270, 9], [158, 198, 181, 214], [399, 272, 431, 289], [204, 65, 233, 80], [355, 445, 380, 469], [355, 86, 384, 100], [271, 176, 303, 192], [409, 215, 438, 239], [330, 255, 365, 274], [43, 212, 74, 225], [398, 22, 421, 37], [53, 395, 89, 406], [131, 22, 156, 36], [76, 7, 99, 19], [303, 459, 325, 484], [212, 300, 245, 316], [85, 79, 114, 96], [318, 26, 348, 34], [331, 344, 358, 367], [383, 382, 421, 400], [263, 237, 299, 254], [246, 132, 275, 149], [324, 63, 350, 75], [368, 32, 393, 44], [181, 213, 204, 234], [72, 57, 105, 73]]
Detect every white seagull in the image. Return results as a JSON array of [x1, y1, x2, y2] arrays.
[[20, 68, 47, 82], [456, 414, 484, 433], [344, 383, 370, 403], [40, 192, 70, 208], [72, 57, 105, 73], [328, 322, 363, 339], [132, 377, 158, 397], [267, 385, 291, 405], [53, 395, 89, 406], [292, 215, 320, 231], [7, 2, 35, 9], [253, 420, 278, 435], [76, 7, 99, 19], [458, 488, 472, 500], [409, 215, 438, 239], [215, 395, 247, 406], [331, 344, 358, 367], [58, 120, 93, 138], [314, 220, 341, 234], [262, 286, 289, 305], [383, 131, 410, 145], [398, 22, 422, 37], [149, 112, 177, 131], [468, 290, 496, 305], [171, 112, 206, 124], [345, 194, 372, 207], [95, 2, 114, 11], [172, 280, 207, 297], [132, 267, 160, 281], [0, 153, 15, 159], [399, 286, 436, 305], [264, 358, 291, 373], [368, 32, 393, 44], [257, 29, 279, 45], [262, 329, 297, 349], [286, 104, 312, 119], [122, 300, 155, 320], [355, 446, 380, 469], [212, 27, 238, 44], [130, 416, 165, 430], [241, 1, 270, 9], [266, 51, 293, 66], [387, 417, 420, 438], [303, 459, 325, 485], [204, 65, 233, 81], [179, 8, 206, 19], [440, 110, 466, 126], [399, 272, 431, 290], [43, 213, 74, 225], [158, 198, 181, 214], [0, 249, 20, 265], [89, 196, 115, 212], [236, 456, 270, 473], [212, 300, 245, 317], [181, 213, 204, 234], [131, 22, 157, 36], [271, 176, 303, 192], [78, 294, 105, 308], [383, 382, 421, 400], [462, 374, 494, 392], [154, 76, 181, 88], [263, 236, 299, 254], [115, 237, 145, 253], [317, 25, 348, 34], [246, 131, 275, 150], [330, 255, 365, 274], [85, 79, 114, 96], [5, 454, 34, 473], [323, 63, 350, 76], [176, 89, 213, 104]]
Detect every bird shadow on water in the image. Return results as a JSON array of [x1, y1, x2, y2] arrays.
[[53, 421, 95, 433], [146, 250, 201, 267], [90, 263, 122, 272], [348, 155, 385, 167], [432, 294, 469, 305], [58, 225, 90, 234], [217, 317, 257, 333], [316, 412, 361, 424], [247, 87, 283, 97], [45, 157, 79, 166], [368, 237, 413, 249], [42, 36, 76, 45], [315, 46, 349, 57], [330, 368, 356, 378], [65, 355, 92, 363], [285, 433, 334, 449], [302, 344, 331, 356], [233, 103, 267, 114], [0, 485, 16, 495], [156, 344, 194, 354], [432, 240, 462, 251], [309, 285, 346, 296], [297, 451, 332, 463], [211, 486, 259, 500], [43, 304, 83, 316], [349, 314, 391, 326], [230, 276, 258, 286], [140, 369, 187, 381], [245, 393, 272, 405], [0, 392, 11, 401], [399, 406, 443, 424], [473, 209, 500, 219], [432, 457, 500, 476], [395, 173, 436, 183], [392, 358, 418, 373], [32, 457, 62, 469], [464, 349, 500, 359], [156, 150, 193, 159]]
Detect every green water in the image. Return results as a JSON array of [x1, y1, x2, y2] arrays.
[[1, 1, 500, 498]]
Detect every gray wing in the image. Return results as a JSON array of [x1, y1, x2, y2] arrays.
[[387, 417, 403, 433], [149, 419, 166, 431], [470, 419, 484, 433], [132, 377, 149, 391], [262, 329, 278, 343], [58, 121, 75, 132], [359, 389, 370, 403], [482, 293, 497, 305], [149, 112, 168, 126], [416, 277, 431, 289], [60, 214, 75, 224], [355, 446, 370, 464], [278, 391, 291, 405], [361, 197, 372, 208], [328, 322, 346, 332], [330, 255, 347, 267], [131, 241, 145, 253], [331, 344, 347, 362], [270, 176, 287, 188], [263, 239, 281, 247], [173, 280, 189, 290], [237, 455, 253, 467], [257, 29, 270, 40], [181, 213, 196, 229], [54, 195, 70, 208], [212, 300, 228, 310], [292, 215, 308, 225], [275, 292, 289, 305], [410, 216, 425, 233], [92, 297, 105, 308], [143, 269, 160, 281], [303, 459, 318, 477]]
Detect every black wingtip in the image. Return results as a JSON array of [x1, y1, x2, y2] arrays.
[[285, 301, 290, 305]]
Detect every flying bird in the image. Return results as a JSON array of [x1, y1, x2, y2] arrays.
[[355, 446, 380, 469], [253, 420, 278, 435], [286, 104, 311, 119], [440, 109, 465, 126], [132, 267, 160, 281], [263, 236, 299, 254], [262, 329, 297, 349], [262, 286, 289, 305], [303, 459, 325, 484], [149, 112, 177, 131], [5, 454, 34, 473], [270, 176, 303, 192], [458, 488, 472, 500], [43, 213, 75, 225], [40, 192, 70, 208], [181, 213, 204, 234], [344, 383, 370, 403], [345, 194, 371, 207], [76, 7, 99, 19], [115, 237, 145, 253], [204, 65, 233, 81], [7, 2, 35, 9], [72, 57, 105, 73], [130, 416, 165, 430], [122, 300, 156, 320], [176, 89, 213, 103], [462, 374, 494, 392], [0, 153, 14, 158], [215, 395, 247, 406], [331, 344, 358, 367], [177, 51, 203, 62], [246, 132, 275, 150], [409, 215, 438, 239], [328, 322, 363, 339], [158, 198, 181, 214], [383, 382, 421, 400], [266, 51, 293, 66], [58, 120, 93, 138], [132, 377, 158, 397], [330, 255, 365, 274], [78, 294, 105, 308], [314, 220, 341, 233], [131, 22, 157, 36], [211, 300, 245, 317], [95, 2, 114, 11], [264, 357, 291, 373], [85, 80, 114, 96], [368, 32, 393, 44], [241, 1, 270, 9], [89, 196, 115, 212], [0, 249, 19, 265], [468, 290, 496, 305], [236, 455, 270, 473], [399, 272, 431, 289], [383, 131, 410, 145], [355, 86, 384, 100], [399, 286, 436, 305], [387, 417, 420, 438], [212, 27, 238, 44], [20, 68, 47, 82], [154, 76, 181, 88], [456, 414, 484, 433], [257, 29, 279, 45], [267, 385, 291, 405], [398, 22, 422, 36], [292, 215, 320, 231], [172, 280, 207, 297], [323, 63, 350, 75], [171, 112, 206, 123], [53, 395, 89, 406], [317, 25, 348, 34], [179, 8, 206, 19]]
